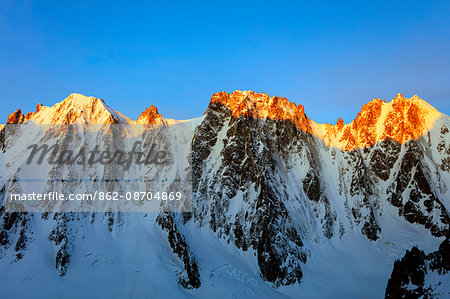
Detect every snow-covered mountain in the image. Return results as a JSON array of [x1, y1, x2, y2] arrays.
[[0, 91, 448, 298], [4, 93, 168, 125]]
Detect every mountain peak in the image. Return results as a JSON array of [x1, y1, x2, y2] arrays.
[[209, 90, 312, 133], [62, 93, 106, 107], [312, 94, 443, 150], [45, 93, 127, 124], [136, 105, 164, 124], [6, 109, 25, 124], [4, 93, 133, 125], [394, 92, 404, 99]]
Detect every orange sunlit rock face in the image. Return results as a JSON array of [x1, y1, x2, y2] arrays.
[[208, 91, 442, 151], [6, 103, 43, 124], [136, 105, 162, 124], [335, 93, 438, 150], [6, 109, 25, 124], [210, 90, 313, 134]]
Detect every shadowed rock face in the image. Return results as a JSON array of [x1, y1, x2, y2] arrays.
[[0, 91, 448, 292], [386, 141, 449, 237], [385, 238, 449, 298], [157, 213, 201, 289], [192, 101, 311, 286], [191, 92, 448, 286]]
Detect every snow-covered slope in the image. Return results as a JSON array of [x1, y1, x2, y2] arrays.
[[0, 91, 448, 298]]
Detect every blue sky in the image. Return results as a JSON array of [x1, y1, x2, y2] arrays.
[[0, 0, 449, 123]]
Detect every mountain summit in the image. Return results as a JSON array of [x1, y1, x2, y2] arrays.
[[312, 93, 443, 150], [136, 105, 165, 124], [209, 90, 312, 133], [6, 93, 131, 125]]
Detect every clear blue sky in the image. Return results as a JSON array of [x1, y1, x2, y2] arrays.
[[1, 0, 449, 123]]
